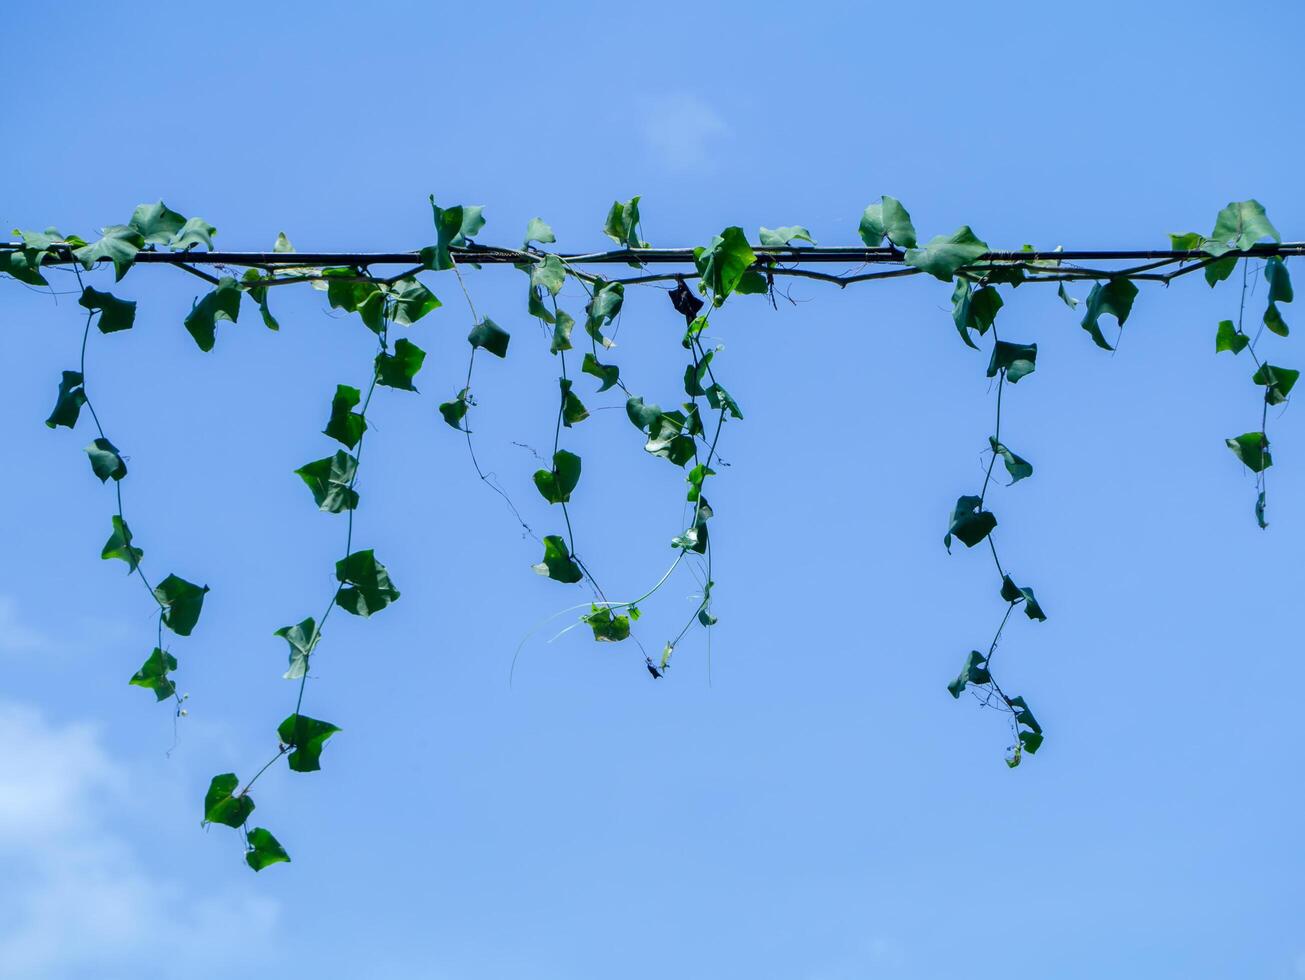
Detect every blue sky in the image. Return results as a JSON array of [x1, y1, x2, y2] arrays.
[[3, 3, 1304, 977]]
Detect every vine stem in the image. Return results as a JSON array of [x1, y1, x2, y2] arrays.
[[68, 260, 181, 712]]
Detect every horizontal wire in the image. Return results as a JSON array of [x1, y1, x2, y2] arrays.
[[5, 241, 1304, 271]]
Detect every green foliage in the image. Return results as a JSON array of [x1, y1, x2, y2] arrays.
[[759, 226, 815, 246], [583, 606, 631, 642], [603, 197, 644, 248], [533, 535, 583, 583], [987, 341, 1037, 382], [859, 196, 917, 249], [79, 286, 136, 333], [324, 384, 367, 449], [905, 226, 988, 281], [1000, 575, 1046, 621], [275, 617, 318, 680], [278, 713, 341, 773], [45, 370, 86, 429], [203, 773, 254, 828], [694, 227, 756, 304], [534, 450, 581, 504], [468, 317, 510, 358], [947, 651, 990, 699], [989, 438, 1032, 483], [74, 225, 144, 281], [85, 437, 128, 482], [101, 515, 143, 571], [335, 550, 400, 617], [1080, 278, 1138, 351], [944, 495, 996, 551], [425, 197, 486, 270], [581, 352, 620, 391], [1215, 319, 1249, 354], [559, 378, 589, 427], [154, 574, 209, 636], [244, 828, 290, 871], [438, 388, 470, 430], [1226, 431, 1271, 472], [295, 451, 359, 513], [129, 647, 177, 701], [375, 338, 426, 391], [1253, 363, 1298, 405], [184, 277, 241, 351]]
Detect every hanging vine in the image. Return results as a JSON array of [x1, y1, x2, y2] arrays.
[[5, 194, 1295, 868]]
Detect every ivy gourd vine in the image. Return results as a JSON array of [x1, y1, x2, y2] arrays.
[[5, 195, 1296, 867]]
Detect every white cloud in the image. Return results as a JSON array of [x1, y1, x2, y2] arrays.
[[0, 702, 279, 979], [639, 94, 729, 172]]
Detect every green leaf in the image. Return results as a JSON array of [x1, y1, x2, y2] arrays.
[[1203, 255, 1238, 288], [1008, 695, 1042, 734], [78, 286, 136, 333], [390, 278, 440, 326], [1256, 491, 1268, 529], [74, 225, 144, 281], [129, 647, 177, 701], [859, 196, 917, 248], [560, 378, 589, 427], [295, 451, 359, 513], [758, 225, 815, 246], [1209, 200, 1280, 252], [424, 198, 486, 270], [241, 270, 279, 331], [686, 463, 714, 502], [101, 515, 143, 571], [581, 352, 620, 391], [1215, 319, 1249, 354], [275, 617, 318, 680], [987, 341, 1037, 382], [325, 270, 380, 314], [684, 350, 713, 396], [324, 384, 367, 449], [584, 281, 624, 347], [533, 535, 583, 584], [625, 396, 663, 432], [203, 773, 253, 828], [1169, 232, 1204, 251], [1057, 283, 1079, 309], [0, 245, 50, 285], [523, 217, 556, 247], [45, 370, 86, 429], [989, 437, 1032, 483], [944, 495, 996, 551], [534, 449, 581, 504], [527, 283, 555, 324], [154, 574, 209, 636], [582, 606, 630, 642], [1019, 730, 1044, 755], [244, 827, 290, 871], [128, 201, 186, 244], [530, 254, 566, 296], [1226, 431, 1271, 473], [183, 277, 241, 351], [904, 226, 988, 281], [950, 280, 979, 350], [1264, 302, 1289, 337], [694, 227, 756, 304], [1266, 256, 1293, 303], [645, 409, 695, 466], [971, 286, 1003, 334], [1000, 575, 1046, 621], [85, 437, 127, 482], [438, 388, 470, 430], [468, 317, 510, 358], [1253, 363, 1299, 405], [603, 197, 643, 248], [277, 713, 341, 773], [550, 309, 574, 354], [169, 216, 217, 251], [1079, 278, 1138, 351], [375, 338, 426, 391], [705, 382, 743, 419], [947, 650, 991, 699], [334, 549, 400, 617], [672, 498, 712, 554]]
